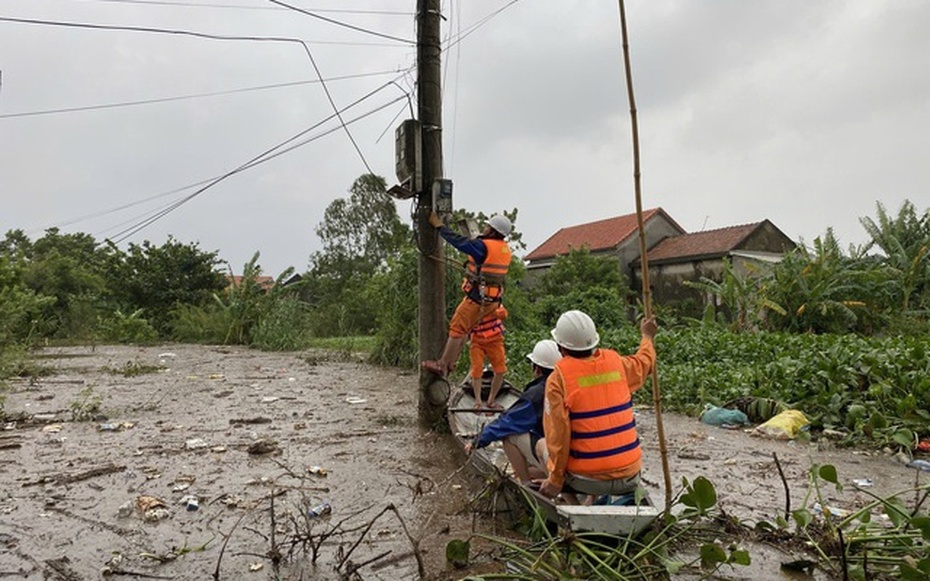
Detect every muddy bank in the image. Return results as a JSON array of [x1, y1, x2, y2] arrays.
[[0, 344, 924, 580]]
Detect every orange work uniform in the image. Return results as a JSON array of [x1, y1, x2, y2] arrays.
[[468, 306, 508, 379], [542, 337, 655, 489], [449, 238, 512, 338]]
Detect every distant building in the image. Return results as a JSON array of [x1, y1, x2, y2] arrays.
[[524, 210, 796, 312], [631, 220, 796, 307], [523, 208, 685, 286], [226, 275, 275, 292]]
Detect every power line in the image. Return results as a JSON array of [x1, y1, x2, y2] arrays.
[[269, 0, 413, 45], [64, 0, 413, 15], [0, 14, 397, 199], [62, 73, 411, 238], [0, 15, 408, 46], [0, 70, 399, 120], [442, 0, 521, 53], [105, 92, 407, 244]]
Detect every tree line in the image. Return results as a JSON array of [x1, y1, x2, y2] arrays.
[[1, 176, 927, 358]]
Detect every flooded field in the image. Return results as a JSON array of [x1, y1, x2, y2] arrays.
[[0, 344, 923, 580]]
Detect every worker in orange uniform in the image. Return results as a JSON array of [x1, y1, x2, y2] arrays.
[[422, 211, 513, 378], [468, 305, 508, 410], [536, 310, 657, 501]]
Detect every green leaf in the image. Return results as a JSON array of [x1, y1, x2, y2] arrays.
[[910, 516, 930, 541], [691, 476, 717, 511], [792, 508, 812, 529], [700, 543, 727, 569], [892, 428, 915, 448], [883, 497, 908, 528], [818, 464, 839, 484], [729, 549, 751, 566], [445, 539, 470, 569], [869, 412, 888, 430]]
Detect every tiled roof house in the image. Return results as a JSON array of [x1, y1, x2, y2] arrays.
[[524, 208, 685, 279], [633, 220, 796, 305], [524, 211, 796, 311]]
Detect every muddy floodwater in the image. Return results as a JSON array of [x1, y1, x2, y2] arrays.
[[1, 344, 925, 580]]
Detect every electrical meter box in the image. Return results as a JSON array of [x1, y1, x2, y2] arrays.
[[394, 119, 421, 191], [432, 179, 453, 216]]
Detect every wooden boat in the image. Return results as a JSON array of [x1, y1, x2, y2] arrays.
[[447, 374, 661, 536]]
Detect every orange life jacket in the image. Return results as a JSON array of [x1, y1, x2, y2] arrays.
[[470, 306, 507, 339], [462, 238, 511, 301], [557, 349, 641, 475]]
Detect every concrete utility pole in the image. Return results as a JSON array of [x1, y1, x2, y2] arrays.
[[416, 0, 447, 428]]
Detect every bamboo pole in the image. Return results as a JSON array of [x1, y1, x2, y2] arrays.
[[617, 0, 673, 510]]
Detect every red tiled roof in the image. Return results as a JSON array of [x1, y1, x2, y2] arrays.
[[227, 275, 275, 290], [525, 208, 663, 262], [644, 222, 762, 263]]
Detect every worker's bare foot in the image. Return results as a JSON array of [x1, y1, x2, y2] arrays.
[[421, 360, 446, 377]]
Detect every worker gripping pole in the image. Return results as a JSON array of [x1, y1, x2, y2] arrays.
[[416, 0, 448, 428], [618, 0, 673, 510]]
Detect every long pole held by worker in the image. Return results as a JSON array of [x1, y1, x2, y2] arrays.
[[617, 0, 673, 510]]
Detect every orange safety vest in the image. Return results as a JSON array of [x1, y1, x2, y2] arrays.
[[470, 306, 507, 339], [557, 349, 641, 475], [462, 238, 511, 301]]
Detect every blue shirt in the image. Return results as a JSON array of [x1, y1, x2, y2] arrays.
[[439, 226, 488, 264], [475, 374, 547, 449]]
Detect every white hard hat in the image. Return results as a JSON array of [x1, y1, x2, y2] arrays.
[[526, 339, 562, 370], [487, 214, 512, 237], [551, 310, 600, 350]]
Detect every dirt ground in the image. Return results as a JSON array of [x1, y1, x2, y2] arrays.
[[0, 344, 925, 580]]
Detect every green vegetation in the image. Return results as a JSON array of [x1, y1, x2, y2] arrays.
[[455, 466, 929, 580], [1, 173, 927, 448]]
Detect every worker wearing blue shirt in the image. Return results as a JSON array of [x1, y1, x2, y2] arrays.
[[464, 340, 562, 484], [423, 212, 513, 378]]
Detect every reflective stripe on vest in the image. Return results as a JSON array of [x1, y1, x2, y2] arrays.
[[557, 350, 641, 474], [463, 238, 511, 300], [471, 316, 504, 338]]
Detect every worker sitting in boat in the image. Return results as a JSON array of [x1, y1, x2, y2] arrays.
[[422, 211, 513, 378], [468, 305, 508, 411], [537, 310, 657, 501], [464, 340, 562, 484]]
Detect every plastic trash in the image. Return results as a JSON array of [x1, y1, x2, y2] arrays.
[[308, 501, 332, 518], [179, 495, 199, 511], [307, 465, 327, 477], [852, 478, 873, 487], [699, 404, 749, 428], [751, 409, 809, 440], [909, 459, 930, 473], [812, 503, 849, 518]]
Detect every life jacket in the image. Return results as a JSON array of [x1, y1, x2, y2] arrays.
[[470, 306, 507, 339], [462, 238, 511, 302], [557, 349, 641, 476]]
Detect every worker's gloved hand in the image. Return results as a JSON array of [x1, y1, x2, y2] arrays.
[[428, 212, 444, 228]]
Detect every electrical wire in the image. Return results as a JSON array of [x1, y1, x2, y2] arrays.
[[105, 92, 406, 244], [441, 0, 521, 54], [98, 76, 410, 243], [267, 0, 413, 45], [0, 15, 355, 44], [64, 0, 413, 15], [0, 15, 392, 176], [0, 70, 400, 120]]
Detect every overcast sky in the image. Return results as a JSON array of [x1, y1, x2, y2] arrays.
[[2, 0, 928, 276]]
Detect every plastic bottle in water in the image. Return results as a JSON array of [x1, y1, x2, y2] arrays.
[[909, 459, 930, 473], [308, 501, 332, 518]]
